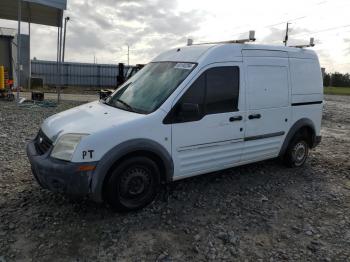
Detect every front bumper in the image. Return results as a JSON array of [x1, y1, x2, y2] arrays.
[[26, 140, 98, 196]]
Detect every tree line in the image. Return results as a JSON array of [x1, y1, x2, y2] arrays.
[[323, 72, 350, 87]]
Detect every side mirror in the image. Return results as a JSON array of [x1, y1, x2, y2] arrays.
[[99, 90, 112, 101], [177, 103, 200, 120]]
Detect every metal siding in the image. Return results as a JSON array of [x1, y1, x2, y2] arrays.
[[31, 60, 128, 88]]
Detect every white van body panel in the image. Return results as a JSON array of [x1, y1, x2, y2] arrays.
[[292, 104, 323, 136], [153, 45, 215, 62], [290, 58, 323, 96], [41, 101, 144, 140], [72, 110, 171, 163], [289, 55, 323, 137], [38, 43, 323, 180], [154, 44, 243, 64], [41, 101, 171, 163]]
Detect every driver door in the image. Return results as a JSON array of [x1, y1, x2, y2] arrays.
[[166, 63, 245, 179]]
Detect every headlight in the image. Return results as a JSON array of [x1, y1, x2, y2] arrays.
[[51, 134, 88, 161]]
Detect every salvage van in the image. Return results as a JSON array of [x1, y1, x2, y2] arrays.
[[27, 41, 323, 211]]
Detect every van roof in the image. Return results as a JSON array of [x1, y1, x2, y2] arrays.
[[152, 43, 318, 63]]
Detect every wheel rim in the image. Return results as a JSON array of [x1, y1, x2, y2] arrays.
[[119, 166, 153, 204], [292, 141, 308, 166]]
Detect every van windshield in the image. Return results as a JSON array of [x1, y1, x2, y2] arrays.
[[105, 62, 196, 114]]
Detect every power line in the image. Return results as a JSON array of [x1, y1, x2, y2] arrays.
[[228, 0, 336, 39], [117, 0, 339, 46], [266, 16, 307, 28], [291, 24, 350, 37]]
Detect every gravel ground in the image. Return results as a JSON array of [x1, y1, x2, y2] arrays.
[[0, 95, 349, 261]]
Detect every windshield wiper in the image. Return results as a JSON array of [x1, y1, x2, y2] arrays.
[[116, 99, 135, 112]]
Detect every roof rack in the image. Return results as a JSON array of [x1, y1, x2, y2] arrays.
[[290, 37, 315, 48], [187, 31, 256, 46]]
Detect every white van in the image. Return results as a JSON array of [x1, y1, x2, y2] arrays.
[[27, 43, 323, 211]]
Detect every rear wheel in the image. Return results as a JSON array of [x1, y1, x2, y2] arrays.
[[284, 134, 310, 167], [106, 156, 160, 211]]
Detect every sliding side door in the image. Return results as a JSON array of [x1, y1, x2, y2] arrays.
[[242, 51, 291, 163]]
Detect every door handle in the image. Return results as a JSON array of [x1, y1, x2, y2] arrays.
[[229, 116, 243, 122], [248, 114, 261, 120]]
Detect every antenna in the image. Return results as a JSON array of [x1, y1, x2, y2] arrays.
[[283, 22, 291, 46], [290, 37, 315, 48], [190, 31, 256, 46]]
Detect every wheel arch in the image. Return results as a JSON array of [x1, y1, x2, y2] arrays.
[[90, 139, 174, 202], [279, 118, 316, 157]]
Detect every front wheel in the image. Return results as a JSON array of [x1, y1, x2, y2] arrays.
[[106, 156, 160, 211], [284, 135, 310, 167]]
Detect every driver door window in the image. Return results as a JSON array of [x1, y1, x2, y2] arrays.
[[165, 66, 239, 124]]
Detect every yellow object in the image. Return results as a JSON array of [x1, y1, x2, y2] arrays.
[[0, 66, 5, 90]]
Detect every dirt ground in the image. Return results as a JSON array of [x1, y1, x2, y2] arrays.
[[0, 95, 349, 261]]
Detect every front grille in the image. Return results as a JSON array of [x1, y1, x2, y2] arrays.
[[34, 129, 52, 155]]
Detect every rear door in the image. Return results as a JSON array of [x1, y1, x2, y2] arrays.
[[167, 63, 245, 179], [242, 50, 291, 163]]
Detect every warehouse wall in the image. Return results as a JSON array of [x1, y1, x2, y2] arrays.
[[0, 34, 30, 88]]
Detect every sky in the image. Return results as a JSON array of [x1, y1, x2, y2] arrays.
[[0, 0, 349, 73]]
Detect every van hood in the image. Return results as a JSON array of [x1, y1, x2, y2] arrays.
[[41, 101, 143, 142]]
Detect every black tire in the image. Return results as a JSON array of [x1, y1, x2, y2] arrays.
[[106, 156, 160, 211], [283, 133, 310, 168]]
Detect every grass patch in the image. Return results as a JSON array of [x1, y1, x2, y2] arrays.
[[324, 86, 350, 96]]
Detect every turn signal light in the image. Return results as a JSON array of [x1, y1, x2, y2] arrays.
[[78, 165, 96, 172]]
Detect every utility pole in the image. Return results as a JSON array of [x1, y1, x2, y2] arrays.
[[28, 1, 31, 90], [28, 21, 31, 89], [126, 44, 130, 66], [283, 22, 291, 46], [57, 27, 60, 62], [57, 17, 63, 104], [62, 16, 70, 63], [16, 0, 22, 103]]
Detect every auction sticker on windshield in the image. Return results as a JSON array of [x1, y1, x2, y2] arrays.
[[174, 63, 195, 70]]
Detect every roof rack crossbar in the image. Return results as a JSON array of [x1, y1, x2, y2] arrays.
[[187, 31, 256, 46], [290, 37, 315, 48]]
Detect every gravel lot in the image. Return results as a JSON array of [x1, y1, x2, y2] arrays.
[[0, 95, 349, 261]]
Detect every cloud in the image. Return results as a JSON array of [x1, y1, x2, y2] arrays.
[[344, 38, 350, 55], [2, 0, 348, 72], [51, 0, 206, 63], [261, 26, 312, 46], [261, 27, 286, 44], [67, 23, 105, 51], [316, 49, 334, 71]]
